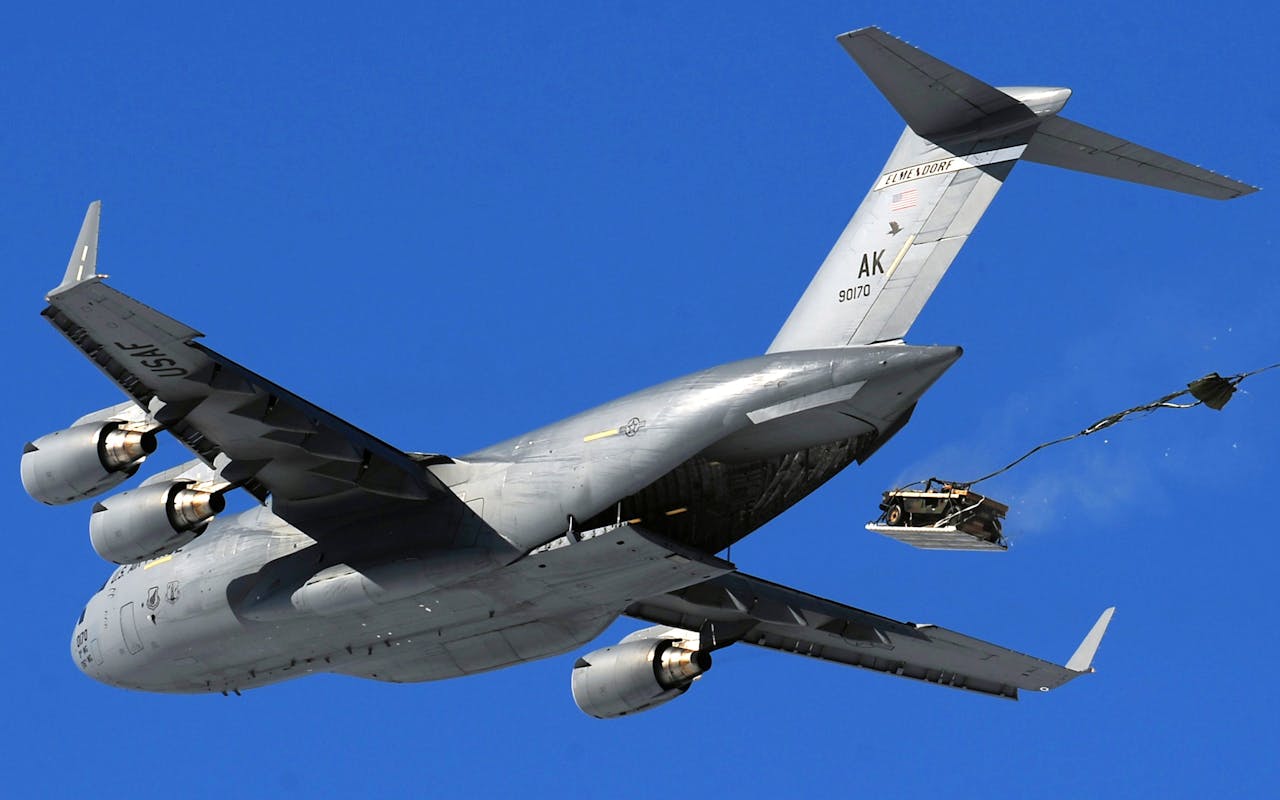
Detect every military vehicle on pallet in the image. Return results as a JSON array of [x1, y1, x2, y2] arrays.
[[866, 480, 1009, 552]]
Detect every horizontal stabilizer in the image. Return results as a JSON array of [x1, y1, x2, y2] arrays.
[[1066, 606, 1116, 672], [1025, 117, 1257, 199], [839, 27, 1037, 139]]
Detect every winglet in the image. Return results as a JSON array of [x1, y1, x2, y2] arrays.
[[1066, 607, 1115, 673], [51, 201, 103, 298]]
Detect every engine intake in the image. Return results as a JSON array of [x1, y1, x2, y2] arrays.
[[89, 481, 226, 564], [21, 422, 157, 505], [571, 638, 711, 719]]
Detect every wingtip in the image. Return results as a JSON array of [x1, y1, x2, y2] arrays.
[[1066, 606, 1116, 673], [836, 25, 883, 41], [50, 201, 103, 298]]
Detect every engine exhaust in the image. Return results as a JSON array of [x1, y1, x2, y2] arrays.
[[100, 426, 157, 471], [168, 487, 226, 531], [656, 645, 711, 689]]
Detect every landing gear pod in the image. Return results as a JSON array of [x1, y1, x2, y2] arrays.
[[21, 422, 157, 505]]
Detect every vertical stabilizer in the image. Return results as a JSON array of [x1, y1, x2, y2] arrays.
[[767, 28, 1256, 354], [768, 30, 1052, 353]]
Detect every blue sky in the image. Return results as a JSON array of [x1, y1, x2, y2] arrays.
[[3, 3, 1277, 797]]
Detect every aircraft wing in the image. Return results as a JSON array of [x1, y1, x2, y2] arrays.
[[42, 202, 461, 541], [626, 570, 1114, 699]]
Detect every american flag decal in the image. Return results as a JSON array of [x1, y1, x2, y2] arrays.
[[890, 189, 918, 211]]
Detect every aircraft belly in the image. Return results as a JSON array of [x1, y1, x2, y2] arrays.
[[333, 521, 735, 682], [227, 522, 728, 688], [332, 611, 620, 683], [86, 519, 732, 693]]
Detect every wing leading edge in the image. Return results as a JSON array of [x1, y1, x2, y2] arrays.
[[627, 571, 1114, 699]]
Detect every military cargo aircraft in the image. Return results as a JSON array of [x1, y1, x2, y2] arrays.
[[28, 28, 1253, 717]]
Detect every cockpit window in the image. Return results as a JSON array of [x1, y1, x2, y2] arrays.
[[77, 606, 86, 625]]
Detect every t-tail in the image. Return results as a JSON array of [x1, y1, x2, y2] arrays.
[[767, 27, 1257, 354]]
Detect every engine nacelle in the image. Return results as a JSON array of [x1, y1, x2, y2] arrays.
[[21, 421, 157, 505], [89, 481, 226, 564], [571, 638, 711, 719]]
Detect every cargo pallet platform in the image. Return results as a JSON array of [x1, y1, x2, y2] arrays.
[[866, 481, 1009, 552]]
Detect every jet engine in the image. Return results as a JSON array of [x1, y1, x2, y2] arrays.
[[89, 481, 226, 564], [21, 422, 157, 505], [571, 637, 711, 719]]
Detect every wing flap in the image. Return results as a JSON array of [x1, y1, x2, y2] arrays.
[[627, 571, 1110, 699]]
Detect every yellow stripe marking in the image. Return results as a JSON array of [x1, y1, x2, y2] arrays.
[[884, 233, 916, 282], [143, 554, 174, 570], [583, 428, 620, 443], [664, 507, 688, 516]]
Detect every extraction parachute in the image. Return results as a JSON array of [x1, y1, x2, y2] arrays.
[[868, 366, 1277, 551]]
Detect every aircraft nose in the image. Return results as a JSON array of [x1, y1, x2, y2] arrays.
[[69, 591, 183, 692], [70, 597, 112, 685], [71, 607, 94, 674]]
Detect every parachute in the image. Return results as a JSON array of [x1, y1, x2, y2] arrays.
[[868, 364, 1278, 551]]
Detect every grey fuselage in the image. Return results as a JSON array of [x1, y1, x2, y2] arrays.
[[72, 344, 959, 693]]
